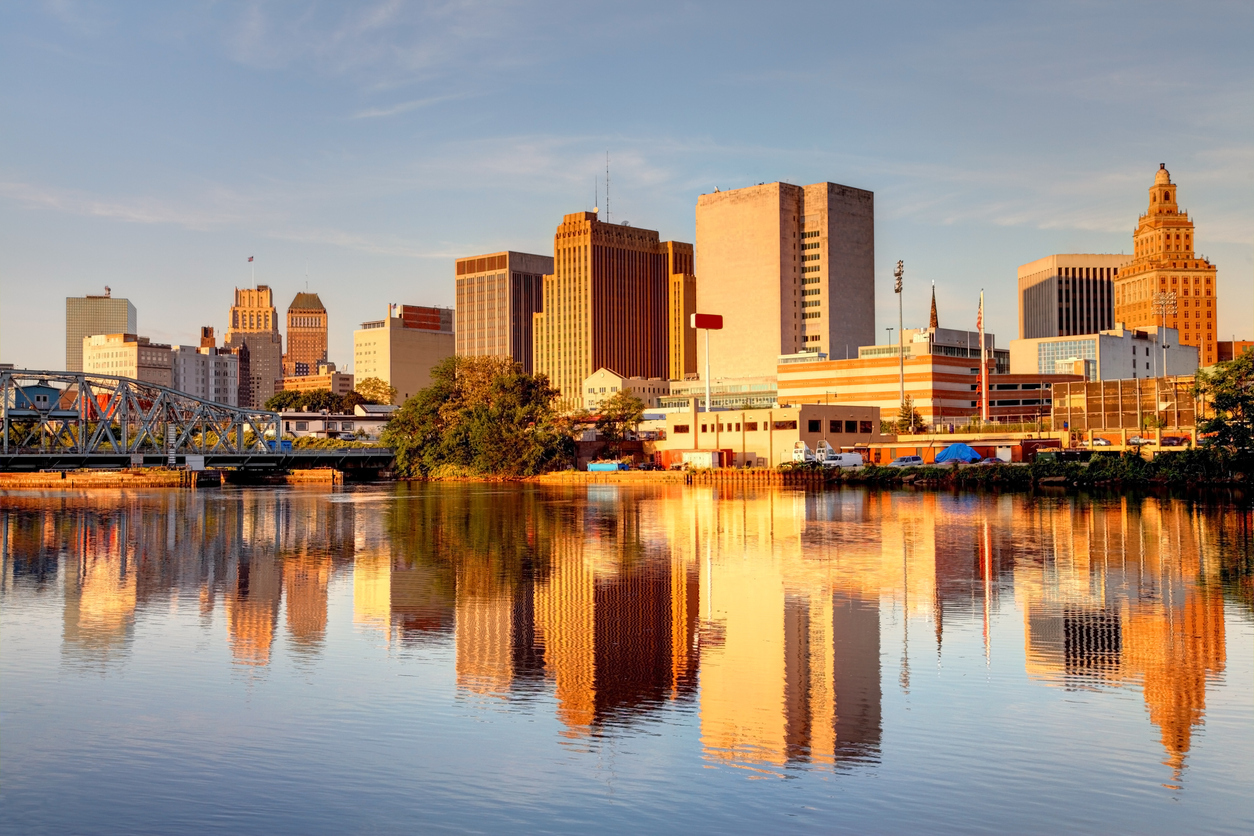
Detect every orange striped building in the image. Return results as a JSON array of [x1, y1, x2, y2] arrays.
[[777, 352, 1082, 426]]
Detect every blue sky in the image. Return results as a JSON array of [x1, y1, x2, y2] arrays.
[[2, 0, 1251, 371]]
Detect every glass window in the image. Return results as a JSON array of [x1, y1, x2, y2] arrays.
[[774, 420, 798, 430], [807, 420, 821, 432], [859, 421, 873, 433], [744, 422, 758, 432], [673, 425, 689, 433], [295, 421, 308, 431]]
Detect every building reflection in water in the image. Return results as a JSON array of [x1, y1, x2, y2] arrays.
[[3, 484, 1249, 783], [1015, 496, 1227, 783]]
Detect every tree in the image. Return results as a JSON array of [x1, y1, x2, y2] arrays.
[[263, 390, 304, 411], [356, 377, 398, 405], [896, 395, 924, 434], [1195, 351, 1254, 458], [382, 355, 574, 477], [595, 390, 646, 457]]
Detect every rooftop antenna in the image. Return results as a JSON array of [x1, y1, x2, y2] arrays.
[[594, 177, 599, 216], [606, 151, 611, 223]]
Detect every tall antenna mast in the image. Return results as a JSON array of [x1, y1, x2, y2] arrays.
[[606, 151, 611, 223], [594, 177, 599, 216]]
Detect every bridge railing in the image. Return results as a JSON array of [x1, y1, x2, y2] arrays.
[[1, 370, 280, 457]]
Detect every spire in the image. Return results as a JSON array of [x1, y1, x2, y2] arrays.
[[929, 281, 939, 329]]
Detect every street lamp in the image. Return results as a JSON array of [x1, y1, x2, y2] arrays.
[[1152, 290, 1177, 378]]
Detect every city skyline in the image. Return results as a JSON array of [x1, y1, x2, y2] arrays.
[[2, 3, 1251, 372]]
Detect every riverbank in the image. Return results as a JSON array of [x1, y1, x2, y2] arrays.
[[0, 468, 347, 490]]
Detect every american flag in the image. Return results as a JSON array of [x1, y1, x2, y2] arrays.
[[976, 293, 983, 331], [248, 256, 254, 262]]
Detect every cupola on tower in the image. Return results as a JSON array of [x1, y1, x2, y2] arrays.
[[1113, 164, 1218, 366]]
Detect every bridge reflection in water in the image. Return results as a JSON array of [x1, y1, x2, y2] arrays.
[[2, 485, 1249, 783]]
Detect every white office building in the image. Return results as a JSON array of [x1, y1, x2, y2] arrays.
[[1009, 325, 1198, 381]]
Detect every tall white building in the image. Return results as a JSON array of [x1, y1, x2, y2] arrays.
[[695, 181, 875, 380], [171, 345, 239, 405]]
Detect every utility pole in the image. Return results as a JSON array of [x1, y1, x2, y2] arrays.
[[1153, 290, 1177, 378], [894, 261, 905, 406]]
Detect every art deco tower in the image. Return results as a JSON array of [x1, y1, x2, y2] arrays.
[[224, 286, 283, 408], [282, 292, 328, 376], [1113, 165, 1218, 366]]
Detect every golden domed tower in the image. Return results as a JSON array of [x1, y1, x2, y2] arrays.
[[1113, 165, 1219, 366]]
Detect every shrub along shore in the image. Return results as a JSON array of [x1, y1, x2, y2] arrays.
[[830, 448, 1242, 489]]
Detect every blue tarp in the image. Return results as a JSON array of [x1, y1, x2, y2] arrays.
[[934, 443, 981, 463]]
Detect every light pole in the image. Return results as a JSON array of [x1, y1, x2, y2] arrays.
[[1153, 290, 1177, 378], [894, 261, 905, 406]]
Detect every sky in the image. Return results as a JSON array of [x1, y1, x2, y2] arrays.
[[2, 0, 1252, 372]]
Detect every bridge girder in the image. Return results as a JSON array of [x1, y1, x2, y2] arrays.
[[1, 370, 279, 458]]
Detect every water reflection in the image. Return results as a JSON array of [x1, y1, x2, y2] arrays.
[[2, 485, 1251, 786]]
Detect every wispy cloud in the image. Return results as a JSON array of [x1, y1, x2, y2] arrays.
[[352, 92, 469, 119]]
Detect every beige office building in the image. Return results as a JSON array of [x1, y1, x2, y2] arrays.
[[1018, 254, 1126, 339], [455, 251, 551, 373], [171, 343, 239, 405], [354, 304, 455, 404], [695, 182, 874, 380], [82, 333, 172, 387], [65, 289, 136, 371], [224, 286, 284, 408], [278, 363, 354, 397]]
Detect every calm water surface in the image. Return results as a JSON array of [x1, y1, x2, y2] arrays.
[[2, 484, 1252, 834]]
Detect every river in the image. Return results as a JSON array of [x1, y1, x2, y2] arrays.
[[2, 483, 1252, 834]]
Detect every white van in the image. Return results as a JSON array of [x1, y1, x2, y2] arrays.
[[821, 452, 864, 468]]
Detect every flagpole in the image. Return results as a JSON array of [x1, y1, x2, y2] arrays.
[[979, 289, 988, 423]]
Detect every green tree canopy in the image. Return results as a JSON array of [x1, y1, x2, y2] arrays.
[[356, 376, 398, 405], [896, 395, 924, 434], [1196, 351, 1254, 458], [382, 355, 574, 477], [595, 390, 646, 457], [264, 388, 363, 414]]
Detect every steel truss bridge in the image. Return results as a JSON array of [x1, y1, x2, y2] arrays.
[[1, 370, 393, 473]]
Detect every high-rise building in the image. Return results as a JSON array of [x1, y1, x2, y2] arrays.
[[532, 211, 688, 409], [65, 288, 136, 371], [455, 251, 551, 372], [171, 338, 239, 405], [82, 333, 172, 387], [665, 242, 697, 380], [223, 286, 284, 408], [695, 182, 874, 379], [353, 304, 454, 404], [1114, 165, 1219, 366], [282, 292, 328, 376], [1018, 254, 1126, 339]]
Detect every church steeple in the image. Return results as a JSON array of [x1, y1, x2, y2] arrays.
[[929, 281, 939, 329]]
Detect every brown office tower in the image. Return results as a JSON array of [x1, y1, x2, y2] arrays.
[[455, 251, 551, 372], [224, 286, 283, 408], [282, 292, 329, 376], [665, 242, 698, 380], [1018, 255, 1126, 339], [696, 182, 874, 377], [532, 212, 689, 410], [1113, 165, 1219, 366]]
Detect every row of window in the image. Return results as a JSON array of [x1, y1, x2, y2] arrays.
[[674, 419, 873, 434]]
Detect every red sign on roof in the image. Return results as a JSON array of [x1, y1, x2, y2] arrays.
[[690, 313, 723, 330]]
